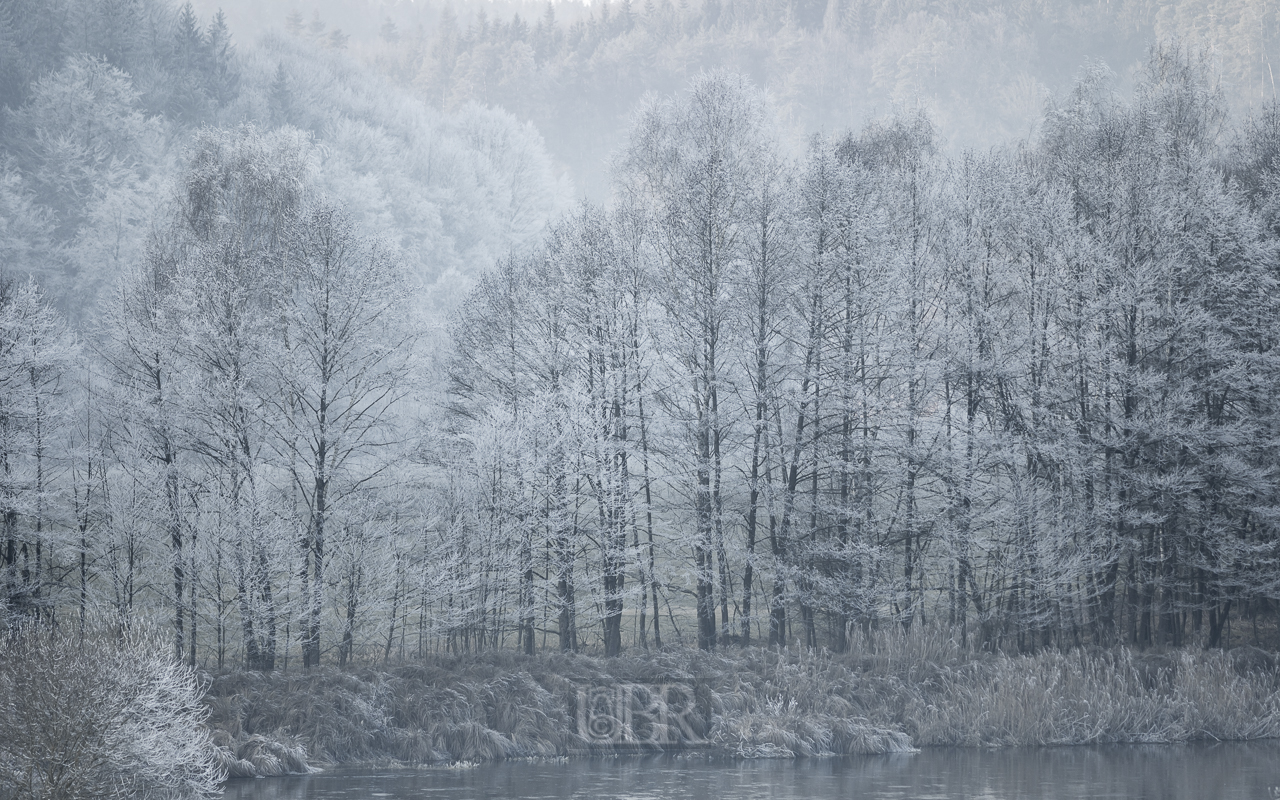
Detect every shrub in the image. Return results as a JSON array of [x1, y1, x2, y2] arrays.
[[0, 624, 224, 800]]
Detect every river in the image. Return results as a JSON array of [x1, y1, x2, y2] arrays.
[[222, 741, 1280, 799]]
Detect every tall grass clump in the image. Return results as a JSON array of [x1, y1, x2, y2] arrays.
[[205, 647, 911, 765], [207, 662, 576, 764], [868, 638, 1280, 747]]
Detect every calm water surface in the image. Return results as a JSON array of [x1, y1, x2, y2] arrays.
[[222, 742, 1280, 800]]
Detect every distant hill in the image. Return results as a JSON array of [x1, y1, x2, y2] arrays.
[[191, 0, 1279, 199], [0, 0, 568, 319]]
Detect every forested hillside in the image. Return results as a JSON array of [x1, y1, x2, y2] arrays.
[[196, 0, 1279, 197], [0, 0, 567, 320], [3, 0, 1280, 672]]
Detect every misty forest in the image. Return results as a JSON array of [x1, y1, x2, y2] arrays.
[[5, 0, 1280, 794]]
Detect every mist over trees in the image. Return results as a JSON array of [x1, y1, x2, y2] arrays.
[[0, 0, 568, 319], [3, 0, 1280, 671], [233, 0, 1280, 198]]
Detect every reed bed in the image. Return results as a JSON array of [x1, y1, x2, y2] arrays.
[[203, 637, 1280, 769], [900, 647, 1280, 746]]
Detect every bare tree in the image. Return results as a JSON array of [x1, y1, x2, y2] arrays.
[[616, 71, 772, 649], [278, 204, 414, 668]]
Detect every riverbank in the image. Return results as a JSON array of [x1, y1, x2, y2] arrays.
[[203, 635, 1280, 774]]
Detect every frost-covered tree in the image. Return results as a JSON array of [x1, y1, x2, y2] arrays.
[[0, 277, 77, 626], [0, 163, 55, 281], [449, 247, 581, 652], [3, 54, 161, 242], [1028, 46, 1280, 648], [279, 204, 414, 668], [166, 126, 311, 670], [547, 207, 648, 656], [99, 223, 192, 661], [615, 71, 772, 650]]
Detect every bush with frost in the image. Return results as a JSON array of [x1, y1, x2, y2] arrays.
[[0, 624, 224, 800]]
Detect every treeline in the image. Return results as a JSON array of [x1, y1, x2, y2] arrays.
[[0, 0, 561, 669], [442, 48, 1280, 657], [3, 123, 421, 671]]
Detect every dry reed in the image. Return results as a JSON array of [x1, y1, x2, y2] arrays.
[[203, 634, 1280, 769]]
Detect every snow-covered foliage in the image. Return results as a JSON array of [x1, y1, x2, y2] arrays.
[[439, 53, 1280, 656], [0, 624, 223, 800], [3, 0, 1280, 679], [232, 32, 570, 293]]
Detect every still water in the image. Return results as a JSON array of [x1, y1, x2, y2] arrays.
[[222, 742, 1280, 800]]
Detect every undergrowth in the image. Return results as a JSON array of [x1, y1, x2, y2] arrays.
[[203, 632, 1280, 771]]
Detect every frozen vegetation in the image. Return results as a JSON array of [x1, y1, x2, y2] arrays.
[[200, 630, 1280, 768], [199, 0, 1280, 199], [3, 0, 1280, 795], [0, 626, 222, 800]]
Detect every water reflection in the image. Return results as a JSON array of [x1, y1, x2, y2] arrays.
[[222, 741, 1280, 800]]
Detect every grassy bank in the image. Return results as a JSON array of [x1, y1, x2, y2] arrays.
[[203, 633, 1280, 772]]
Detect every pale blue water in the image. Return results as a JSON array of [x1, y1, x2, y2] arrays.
[[221, 742, 1280, 800]]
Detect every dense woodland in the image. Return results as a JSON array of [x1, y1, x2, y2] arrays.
[[448, 55, 1280, 658], [2, 0, 1280, 671]]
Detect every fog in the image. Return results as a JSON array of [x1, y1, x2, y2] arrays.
[[186, 0, 1279, 200]]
